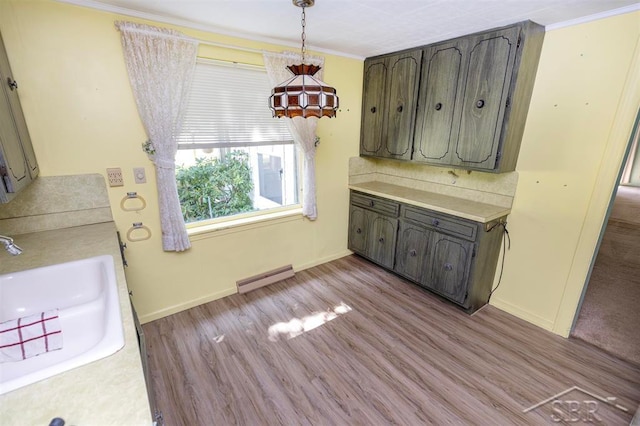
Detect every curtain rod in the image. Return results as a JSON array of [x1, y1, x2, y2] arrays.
[[116, 23, 300, 57], [199, 39, 265, 55]]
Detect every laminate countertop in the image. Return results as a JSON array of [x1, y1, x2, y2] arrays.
[[349, 181, 511, 223], [0, 222, 151, 426]]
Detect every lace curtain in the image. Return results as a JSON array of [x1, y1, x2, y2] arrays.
[[115, 21, 198, 252], [263, 51, 324, 220]]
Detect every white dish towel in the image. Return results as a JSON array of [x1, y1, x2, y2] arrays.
[[0, 310, 63, 362]]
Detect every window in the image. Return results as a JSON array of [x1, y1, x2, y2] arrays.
[[176, 59, 300, 224]]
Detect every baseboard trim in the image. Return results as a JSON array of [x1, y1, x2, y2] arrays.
[[138, 287, 237, 324], [294, 250, 353, 272], [138, 251, 353, 323], [490, 297, 556, 333]]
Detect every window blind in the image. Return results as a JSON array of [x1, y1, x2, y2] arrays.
[[177, 59, 293, 149]]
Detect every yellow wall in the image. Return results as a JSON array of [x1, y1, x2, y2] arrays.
[[1, 0, 638, 334], [490, 11, 640, 335], [0, 0, 363, 322]]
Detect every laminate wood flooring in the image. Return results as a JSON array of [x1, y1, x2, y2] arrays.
[[143, 255, 640, 425]]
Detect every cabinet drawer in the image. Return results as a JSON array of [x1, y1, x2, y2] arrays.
[[402, 206, 477, 241], [351, 192, 400, 217]]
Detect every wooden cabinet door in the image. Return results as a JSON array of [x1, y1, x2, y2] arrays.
[[368, 213, 398, 269], [453, 27, 519, 170], [424, 233, 474, 304], [0, 78, 29, 195], [5, 80, 38, 179], [382, 51, 422, 160], [0, 34, 30, 196], [413, 41, 465, 165], [360, 58, 387, 156], [0, 85, 30, 193], [395, 221, 429, 283], [348, 205, 369, 256], [0, 32, 38, 202]]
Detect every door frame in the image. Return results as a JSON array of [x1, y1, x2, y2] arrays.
[[553, 41, 640, 336], [568, 110, 640, 334]]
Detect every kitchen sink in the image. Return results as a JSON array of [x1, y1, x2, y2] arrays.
[[0, 255, 124, 395]]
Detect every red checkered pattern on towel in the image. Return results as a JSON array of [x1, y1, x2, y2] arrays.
[[0, 310, 62, 362]]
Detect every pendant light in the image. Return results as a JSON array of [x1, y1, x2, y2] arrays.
[[269, 0, 339, 119]]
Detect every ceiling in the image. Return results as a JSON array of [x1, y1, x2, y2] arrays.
[[65, 0, 639, 58]]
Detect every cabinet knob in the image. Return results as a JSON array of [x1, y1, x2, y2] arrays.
[[356, 228, 362, 234], [409, 249, 417, 257], [370, 106, 377, 113], [444, 263, 453, 271], [476, 99, 485, 109], [369, 200, 375, 207], [7, 77, 18, 91], [432, 219, 440, 226], [378, 237, 385, 243], [434, 102, 442, 111], [397, 105, 403, 113]]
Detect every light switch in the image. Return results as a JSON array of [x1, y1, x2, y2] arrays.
[[133, 167, 146, 184]]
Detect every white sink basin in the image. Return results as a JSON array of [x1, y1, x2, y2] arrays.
[[0, 255, 124, 395]]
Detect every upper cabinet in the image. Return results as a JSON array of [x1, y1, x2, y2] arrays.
[[0, 32, 39, 203], [413, 39, 465, 166], [360, 50, 422, 161], [361, 21, 545, 173]]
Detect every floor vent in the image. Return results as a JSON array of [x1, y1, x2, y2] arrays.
[[236, 265, 295, 294]]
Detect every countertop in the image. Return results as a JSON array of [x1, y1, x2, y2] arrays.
[[349, 181, 511, 223], [0, 222, 151, 426]]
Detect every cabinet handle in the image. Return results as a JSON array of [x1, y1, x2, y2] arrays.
[[397, 105, 403, 113], [370, 106, 377, 113], [7, 77, 18, 91], [0, 166, 13, 193], [409, 249, 417, 257], [432, 219, 440, 226], [435, 102, 442, 111], [356, 228, 362, 234], [476, 99, 485, 109], [378, 237, 385, 243], [444, 263, 453, 271], [369, 200, 375, 207]]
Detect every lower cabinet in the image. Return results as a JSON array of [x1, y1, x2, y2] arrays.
[[348, 204, 397, 270], [395, 220, 429, 283], [131, 301, 164, 425], [349, 190, 505, 313], [423, 233, 474, 305]]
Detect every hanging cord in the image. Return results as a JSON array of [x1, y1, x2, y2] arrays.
[[300, 5, 307, 62], [487, 221, 510, 303]]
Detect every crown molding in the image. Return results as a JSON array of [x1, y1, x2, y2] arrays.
[[54, 0, 639, 58], [53, 0, 365, 60], [545, 3, 640, 31]]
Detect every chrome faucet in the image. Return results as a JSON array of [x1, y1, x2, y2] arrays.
[[0, 235, 22, 256]]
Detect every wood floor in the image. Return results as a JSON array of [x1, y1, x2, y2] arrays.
[[143, 255, 640, 425]]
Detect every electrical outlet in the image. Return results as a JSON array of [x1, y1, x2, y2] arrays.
[[106, 168, 124, 187], [133, 167, 146, 184]]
